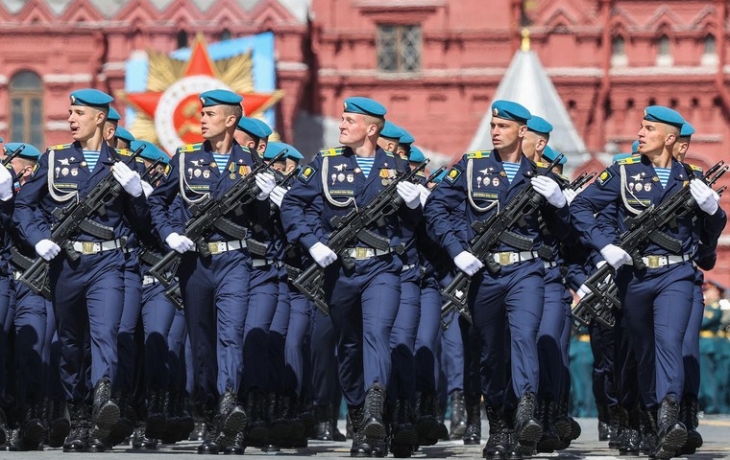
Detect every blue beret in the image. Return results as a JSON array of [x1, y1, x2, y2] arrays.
[[107, 107, 121, 122], [236, 117, 270, 139], [541, 145, 566, 165], [263, 142, 289, 161], [526, 116, 553, 135], [491, 100, 531, 123], [343, 97, 386, 118], [69, 89, 113, 108], [199, 89, 242, 107], [680, 122, 695, 138], [284, 145, 304, 161], [408, 145, 426, 163], [4, 142, 42, 161], [380, 121, 403, 140], [399, 127, 415, 145], [631, 140, 640, 153], [643, 106, 685, 129], [130, 140, 169, 164], [613, 153, 634, 163], [114, 126, 135, 143]]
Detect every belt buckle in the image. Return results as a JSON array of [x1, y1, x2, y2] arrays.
[[82, 241, 97, 255], [355, 247, 369, 260], [647, 255, 660, 269], [498, 252, 511, 266], [207, 242, 221, 255]]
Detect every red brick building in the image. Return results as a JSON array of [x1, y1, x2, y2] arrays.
[[2, 0, 730, 282]]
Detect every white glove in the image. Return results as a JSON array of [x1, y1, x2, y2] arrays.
[[563, 188, 578, 206], [165, 232, 195, 254], [112, 162, 143, 198], [417, 184, 431, 207], [396, 182, 420, 209], [690, 179, 719, 215], [0, 166, 13, 201], [576, 284, 591, 300], [35, 239, 61, 261], [532, 176, 567, 208], [141, 180, 154, 198], [255, 172, 276, 201], [270, 185, 287, 208], [453, 251, 483, 276], [599, 244, 632, 270], [309, 242, 337, 268]]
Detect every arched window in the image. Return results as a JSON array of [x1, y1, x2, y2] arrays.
[[704, 34, 716, 55], [611, 35, 628, 67], [658, 35, 670, 56], [9, 71, 44, 147], [656, 35, 672, 66], [176, 30, 188, 49], [221, 28, 232, 41]]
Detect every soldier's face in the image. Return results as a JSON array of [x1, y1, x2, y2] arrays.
[[521, 131, 540, 159], [637, 121, 676, 155], [200, 106, 228, 140], [339, 113, 368, 146], [68, 105, 105, 142], [490, 118, 523, 151]]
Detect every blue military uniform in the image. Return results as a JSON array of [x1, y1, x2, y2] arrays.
[[424, 100, 571, 457], [13, 88, 151, 453], [280, 96, 418, 456], [570, 106, 727, 459]]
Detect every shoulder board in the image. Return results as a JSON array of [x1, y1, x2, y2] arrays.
[[320, 147, 344, 157], [688, 164, 703, 173], [49, 143, 72, 151], [617, 156, 641, 165], [415, 170, 426, 177], [117, 149, 131, 156], [535, 161, 551, 168], [385, 151, 394, 157], [179, 143, 202, 153], [465, 150, 491, 159]]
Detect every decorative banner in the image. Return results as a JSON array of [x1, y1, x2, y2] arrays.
[[119, 32, 283, 153]]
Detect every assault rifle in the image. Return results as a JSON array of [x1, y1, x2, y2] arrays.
[[292, 159, 430, 315], [2, 144, 25, 166], [440, 154, 564, 319], [148, 150, 286, 286], [19, 145, 144, 296], [571, 160, 729, 328]]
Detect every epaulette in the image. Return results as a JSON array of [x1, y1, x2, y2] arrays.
[[415, 170, 426, 177], [535, 161, 551, 168], [179, 143, 202, 153], [320, 147, 344, 157], [385, 151, 394, 157], [48, 143, 72, 151], [465, 150, 491, 159], [617, 156, 642, 165], [688, 164, 703, 173], [117, 149, 131, 156]]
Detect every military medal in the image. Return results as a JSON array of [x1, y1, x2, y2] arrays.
[[331, 174, 337, 185], [61, 167, 69, 176], [71, 168, 78, 177], [354, 168, 362, 174], [194, 169, 201, 178], [229, 173, 236, 180], [210, 162, 217, 169], [652, 176, 659, 182], [55, 167, 61, 178], [381, 179, 389, 186], [337, 173, 345, 182], [483, 177, 490, 186], [476, 176, 482, 188], [203, 170, 210, 179], [492, 177, 500, 187], [644, 183, 651, 192], [347, 174, 354, 183], [80, 161, 87, 168]]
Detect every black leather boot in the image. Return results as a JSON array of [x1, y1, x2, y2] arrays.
[[348, 405, 371, 457], [19, 400, 45, 450], [132, 423, 158, 449], [197, 405, 220, 455], [514, 392, 542, 452], [608, 405, 624, 449], [639, 407, 658, 456], [414, 390, 439, 444], [47, 398, 70, 448], [536, 399, 560, 453], [483, 406, 509, 460], [390, 398, 417, 448], [217, 389, 247, 439], [680, 394, 702, 455], [314, 404, 334, 441], [146, 389, 167, 440], [463, 395, 482, 445], [90, 377, 120, 440], [268, 392, 290, 444], [331, 402, 347, 441], [597, 402, 610, 441], [362, 384, 386, 439], [244, 389, 267, 445], [619, 405, 641, 455], [63, 402, 90, 453], [654, 396, 686, 459], [449, 390, 467, 439]]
